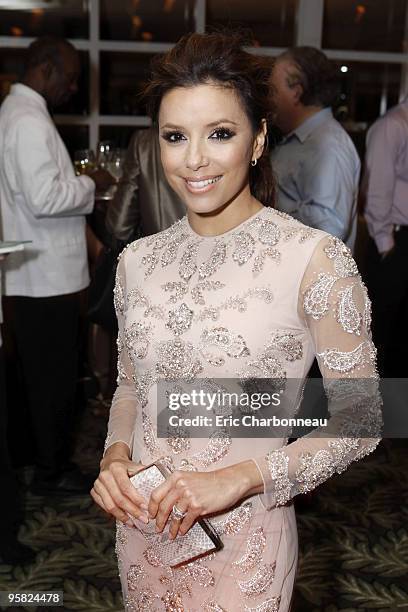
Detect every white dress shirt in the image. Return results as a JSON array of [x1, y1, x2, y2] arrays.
[[271, 108, 360, 251], [0, 83, 95, 297], [364, 99, 408, 253]]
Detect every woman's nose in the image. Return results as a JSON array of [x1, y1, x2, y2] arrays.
[[185, 140, 209, 171]]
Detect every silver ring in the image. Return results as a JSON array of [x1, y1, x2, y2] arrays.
[[171, 504, 187, 520]]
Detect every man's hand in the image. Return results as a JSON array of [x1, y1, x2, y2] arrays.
[[88, 168, 116, 192]]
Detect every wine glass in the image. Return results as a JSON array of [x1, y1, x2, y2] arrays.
[[96, 140, 114, 169], [74, 149, 96, 175], [107, 148, 126, 183]]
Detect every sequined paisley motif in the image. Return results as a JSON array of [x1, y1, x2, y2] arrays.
[[213, 501, 253, 535], [124, 321, 152, 360], [201, 327, 250, 359], [303, 272, 337, 320], [166, 303, 194, 336], [232, 527, 266, 573], [179, 241, 200, 281], [198, 242, 227, 279], [265, 449, 292, 506], [244, 597, 281, 612], [336, 285, 362, 335], [237, 563, 276, 598], [233, 231, 256, 265], [323, 236, 359, 277], [127, 563, 147, 590], [156, 339, 203, 380], [317, 340, 376, 373], [269, 332, 303, 362]]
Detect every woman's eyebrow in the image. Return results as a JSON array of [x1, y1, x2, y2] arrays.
[[160, 119, 238, 130]]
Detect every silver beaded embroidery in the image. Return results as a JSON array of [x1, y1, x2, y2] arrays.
[[324, 236, 359, 278], [190, 280, 225, 305], [233, 231, 256, 265], [125, 587, 159, 612], [244, 596, 281, 612], [127, 563, 147, 590], [117, 354, 129, 382], [257, 219, 281, 246], [203, 601, 227, 612], [161, 590, 185, 612], [265, 449, 292, 506], [156, 339, 203, 380], [183, 558, 215, 587], [162, 281, 189, 303], [232, 527, 266, 573], [317, 340, 376, 373], [213, 501, 253, 535], [113, 270, 125, 316], [303, 272, 337, 320], [127, 287, 165, 319], [166, 303, 194, 336], [201, 327, 250, 359], [196, 287, 273, 322], [179, 241, 200, 281], [253, 247, 281, 276], [237, 563, 276, 598], [336, 285, 362, 335], [125, 321, 152, 360], [294, 449, 336, 493], [161, 232, 189, 267], [268, 332, 303, 362], [190, 430, 231, 467], [198, 241, 227, 279]]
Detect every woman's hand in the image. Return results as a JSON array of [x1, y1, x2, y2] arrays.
[[148, 460, 263, 539], [90, 442, 148, 525]]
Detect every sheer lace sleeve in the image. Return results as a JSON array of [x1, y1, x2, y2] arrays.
[[252, 235, 382, 509], [103, 250, 139, 456]]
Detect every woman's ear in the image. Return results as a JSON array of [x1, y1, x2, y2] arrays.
[[253, 118, 268, 160]]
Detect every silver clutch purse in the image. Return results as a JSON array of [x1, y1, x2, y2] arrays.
[[129, 462, 223, 567]]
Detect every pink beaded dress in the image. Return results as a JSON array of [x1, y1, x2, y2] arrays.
[[105, 206, 380, 612]]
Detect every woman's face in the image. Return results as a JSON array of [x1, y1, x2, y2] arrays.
[[158, 82, 264, 216]]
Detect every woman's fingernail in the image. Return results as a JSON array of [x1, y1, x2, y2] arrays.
[[140, 503, 148, 511], [125, 519, 134, 527], [138, 514, 149, 524]]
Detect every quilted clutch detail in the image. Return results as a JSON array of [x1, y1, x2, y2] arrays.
[[129, 463, 223, 567]]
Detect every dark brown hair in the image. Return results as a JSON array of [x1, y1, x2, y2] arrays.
[[144, 31, 275, 207], [277, 47, 339, 108]]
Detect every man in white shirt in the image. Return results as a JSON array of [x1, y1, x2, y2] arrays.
[[0, 37, 112, 495]]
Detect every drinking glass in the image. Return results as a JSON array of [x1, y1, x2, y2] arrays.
[[74, 149, 96, 175]]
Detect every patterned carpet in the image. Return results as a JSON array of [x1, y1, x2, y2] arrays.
[[0, 402, 407, 612]]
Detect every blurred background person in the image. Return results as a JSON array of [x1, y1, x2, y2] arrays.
[[0, 36, 113, 495], [84, 126, 185, 404], [0, 253, 35, 565], [270, 47, 360, 250], [105, 125, 185, 246], [363, 96, 408, 377]]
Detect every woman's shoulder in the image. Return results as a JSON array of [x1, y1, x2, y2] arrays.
[[262, 206, 327, 250], [117, 216, 188, 265], [262, 207, 357, 277]]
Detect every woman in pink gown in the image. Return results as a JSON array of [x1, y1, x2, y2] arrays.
[[91, 31, 381, 612]]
